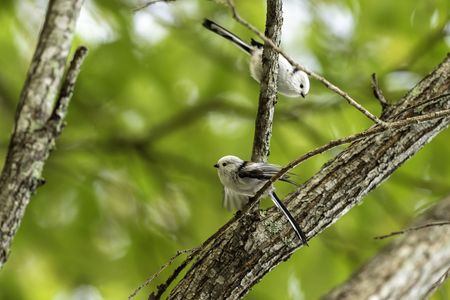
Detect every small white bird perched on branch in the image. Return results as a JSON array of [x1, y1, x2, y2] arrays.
[[202, 19, 310, 98], [214, 155, 308, 245]]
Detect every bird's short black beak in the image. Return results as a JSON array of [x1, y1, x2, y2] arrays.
[[214, 163, 219, 168], [300, 92, 305, 98]]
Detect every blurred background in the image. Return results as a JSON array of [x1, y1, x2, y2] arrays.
[[0, 0, 449, 299]]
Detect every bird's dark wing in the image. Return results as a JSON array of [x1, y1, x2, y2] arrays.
[[238, 162, 298, 186]]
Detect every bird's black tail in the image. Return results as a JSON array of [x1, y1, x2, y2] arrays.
[[269, 191, 308, 246], [202, 19, 252, 54]]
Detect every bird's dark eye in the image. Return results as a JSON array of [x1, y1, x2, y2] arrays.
[[300, 84, 304, 88], [222, 163, 227, 167]]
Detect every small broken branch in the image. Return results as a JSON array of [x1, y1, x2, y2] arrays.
[[47, 46, 88, 135], [371, 73, 389, 111]]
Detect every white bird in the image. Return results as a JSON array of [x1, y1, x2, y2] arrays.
[[202, 19, 310, 98], [214, 155, 308, 245]]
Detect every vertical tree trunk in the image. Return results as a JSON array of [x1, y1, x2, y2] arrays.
[[251, 0, 283, 162], [0, 0, 85, 268]]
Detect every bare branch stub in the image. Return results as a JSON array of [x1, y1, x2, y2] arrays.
[[371, 73, 389, 111], [47, 46, 88, 136]]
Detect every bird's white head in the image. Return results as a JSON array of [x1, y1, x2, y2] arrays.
[[293, 70, 310, 98], [214, 155, 243, 176]]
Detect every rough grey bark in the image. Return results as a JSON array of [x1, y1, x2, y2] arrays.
[[251, 0, 282, 162], [163, 54, 450, 300], [0, 0, 84, 268], [322, 195, 450, 300]]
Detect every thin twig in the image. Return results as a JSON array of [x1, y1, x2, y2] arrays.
[[424, 266, 450, 299], [225, 0, 386, 126], [371, 73, 389, 110], [133, 0, 176, 13], [374, 221, 450, 240], [129, 248, 196, 300]]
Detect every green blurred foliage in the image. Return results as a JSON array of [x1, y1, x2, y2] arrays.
[[0, 0, 449, 299]]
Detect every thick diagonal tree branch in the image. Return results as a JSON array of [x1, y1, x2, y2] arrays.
[[322, 195, 450, 300], [152, 54, 450, 299], [0, 0, 85, 268], [251, 0, 282, 162]]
